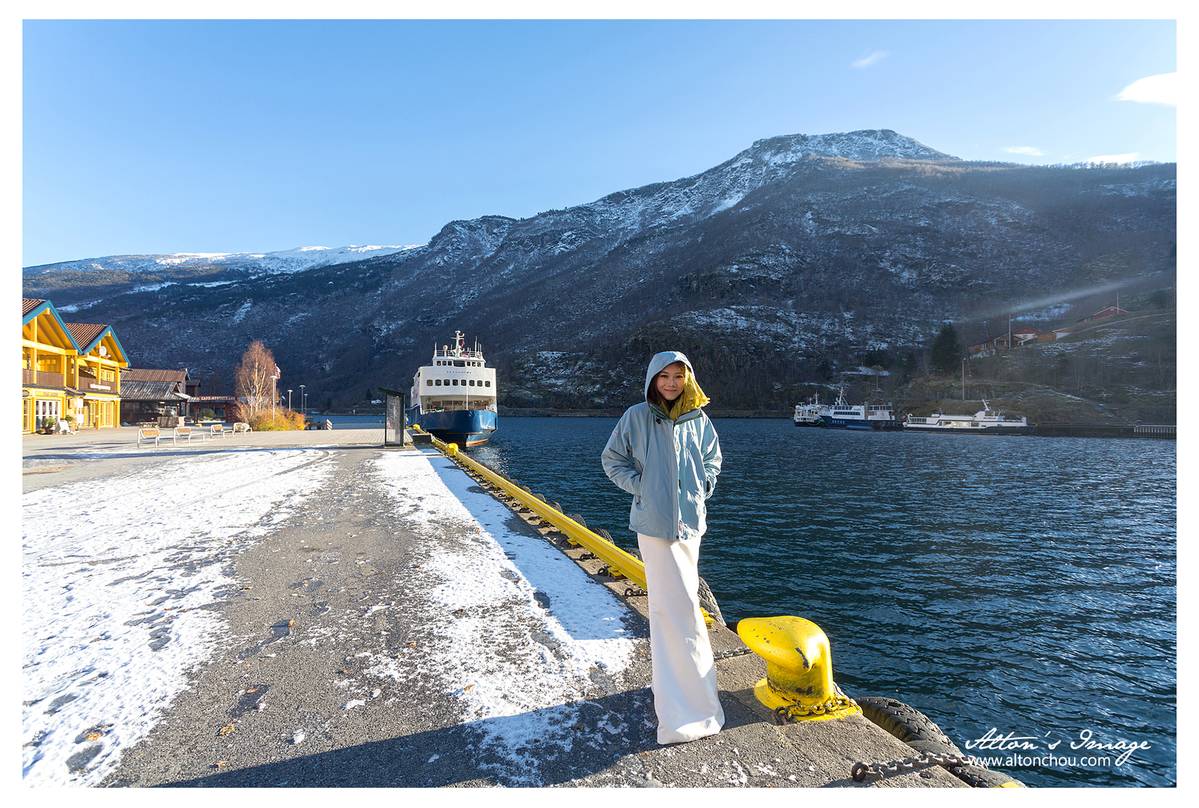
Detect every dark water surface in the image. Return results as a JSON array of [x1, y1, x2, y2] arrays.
[[466, 416, 1176, 788]]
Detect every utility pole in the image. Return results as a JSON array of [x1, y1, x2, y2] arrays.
[[300, 384, 306, 416], [287, 388, 292, 411], [961, 356, 967, 400]]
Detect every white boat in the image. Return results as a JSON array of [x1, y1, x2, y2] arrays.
[[793, 393, 827, 426], [405, 330, 498, 447], [902, 400, 1030, 435], [820, 388, 900, 430]]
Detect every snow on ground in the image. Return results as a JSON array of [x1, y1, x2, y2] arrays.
[[369, 450, 639, 785], [22, 449, 331, 786]]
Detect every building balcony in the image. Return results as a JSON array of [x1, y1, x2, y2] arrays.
[[77, 375, 117, 394], [23, 369, 65, 388]]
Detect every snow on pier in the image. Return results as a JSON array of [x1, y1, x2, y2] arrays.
[[22, 448, 331, 785], [369, 449, 640, 785]]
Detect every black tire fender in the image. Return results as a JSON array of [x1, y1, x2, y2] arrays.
[[857, 697, 1023, 788]]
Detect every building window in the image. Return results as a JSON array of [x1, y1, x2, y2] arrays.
[[35, 399, 61, 419]]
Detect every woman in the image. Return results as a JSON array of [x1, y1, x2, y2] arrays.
[[600, 350, 724, 744]]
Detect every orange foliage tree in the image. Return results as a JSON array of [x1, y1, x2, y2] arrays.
[[234, 340, 279, 422]]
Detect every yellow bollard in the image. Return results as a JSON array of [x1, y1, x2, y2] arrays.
[[444, 442, 459, 457], [737, 616, 861, 722]]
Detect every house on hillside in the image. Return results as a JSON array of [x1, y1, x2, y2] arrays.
[[1078, 304, 1130, 324], [1011, 326, 1040, 346]]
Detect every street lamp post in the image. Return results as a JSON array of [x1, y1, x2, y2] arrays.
[[300, 384, 306, 416], [287, 388, 293, 411]]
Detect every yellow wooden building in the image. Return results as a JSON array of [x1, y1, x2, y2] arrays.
[[22, 298, 129, 432]]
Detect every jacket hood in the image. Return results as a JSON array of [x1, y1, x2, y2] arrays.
[[644, 350, 711, 419], [644, 351, 694, 400]]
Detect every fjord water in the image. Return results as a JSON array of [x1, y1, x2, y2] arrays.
[[467, 416, 1175, 788]]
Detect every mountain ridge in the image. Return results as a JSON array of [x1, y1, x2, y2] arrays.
[[22, 129, 1175, 412]]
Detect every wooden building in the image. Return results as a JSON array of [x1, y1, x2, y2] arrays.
[[22, 298, 129, 432], [120, 368, 193, 425]]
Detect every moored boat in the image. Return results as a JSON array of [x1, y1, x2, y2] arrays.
[[793, 393, 827, 426], [818, 388, 900, 430], [902, 400, 1029, 435], [406, 330, 498, 447]]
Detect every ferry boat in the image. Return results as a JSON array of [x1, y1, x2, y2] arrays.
[[902, 400, 1029, 435], [406, 330, 498, 447], [793, 393, 827, 426], [818, 388, 900, 430]]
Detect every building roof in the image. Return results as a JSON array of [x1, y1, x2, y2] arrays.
[[61, 321, 129, 363], [120, 378, 189, 402], [64, 322, 109, 349], [23, 298, 81, 351], [123, 367, 189, 383]]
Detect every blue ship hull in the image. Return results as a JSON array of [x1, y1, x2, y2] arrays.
[[820, 415, 898, 431], [406, 406, 497, 447]]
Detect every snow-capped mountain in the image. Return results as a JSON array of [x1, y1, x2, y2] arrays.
[[27, 243, 421, 277], [22, 244, 423, 307], [22, 129, 1174, 412]]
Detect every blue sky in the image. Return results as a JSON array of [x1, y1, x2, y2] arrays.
[[23, 19, 1176, 266]]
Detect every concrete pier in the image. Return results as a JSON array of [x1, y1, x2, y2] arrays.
[[22, 427, 966, 787]]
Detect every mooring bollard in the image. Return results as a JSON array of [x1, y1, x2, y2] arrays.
[[737, 615, 861, 722]]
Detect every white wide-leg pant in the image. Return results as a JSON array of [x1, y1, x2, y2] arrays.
[[637, 532, 725, 744]]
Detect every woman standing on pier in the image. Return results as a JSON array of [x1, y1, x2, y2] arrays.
[[601, 351, 724, 745]]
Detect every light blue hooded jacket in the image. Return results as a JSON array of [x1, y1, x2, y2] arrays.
[[601, 351, 722, 541]]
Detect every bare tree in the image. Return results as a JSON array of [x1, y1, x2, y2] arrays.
[[235, 340, 278, 421]]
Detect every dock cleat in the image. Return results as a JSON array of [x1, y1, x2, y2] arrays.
[[736, 615, 861, 722]]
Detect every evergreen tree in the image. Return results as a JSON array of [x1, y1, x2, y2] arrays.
[[930, 324, 962, 375]]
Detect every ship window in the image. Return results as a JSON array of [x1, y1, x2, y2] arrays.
[[454, 360, 465, 367], [468, 379, 475, 386], [435, 379, 442, 386], [451, 379, 458, 386], [485, 380, 491, 387], [426, 380, 432, 386]]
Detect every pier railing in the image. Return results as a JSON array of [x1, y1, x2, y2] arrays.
[[1133, 424, 1176, 437], [420, 430, 661, 609]]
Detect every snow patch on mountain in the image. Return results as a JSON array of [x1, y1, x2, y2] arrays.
[[26, 244, 425, 277], [231, 301, 253, 324]]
